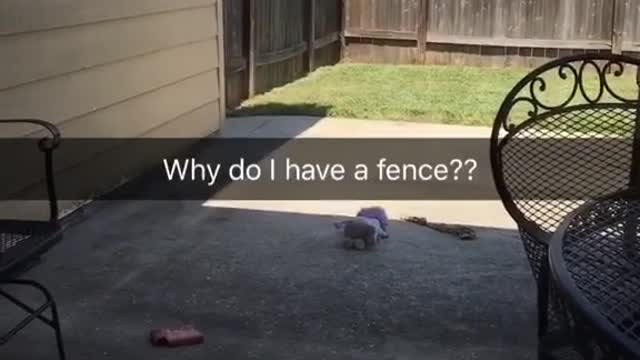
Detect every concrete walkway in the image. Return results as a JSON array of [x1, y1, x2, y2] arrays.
[[222, 116, 494, 139], [2, 117, 534, 360], [215, 116, 515, 230]]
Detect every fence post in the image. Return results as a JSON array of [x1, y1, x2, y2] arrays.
[[416, 0, 428, 63], [340, 0, 349, 59], [307, 0, 317, 72], [611, 0, 626, 55], [247, 0, 257, 97]]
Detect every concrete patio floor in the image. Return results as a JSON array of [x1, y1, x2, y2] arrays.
[[3, 200, 536, 360], [3, 117, 535, 359]]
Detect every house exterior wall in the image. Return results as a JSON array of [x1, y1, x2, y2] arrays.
[[0, 0, 226, 218]]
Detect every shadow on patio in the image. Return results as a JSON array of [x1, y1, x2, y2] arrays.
[[2, 199, 537, 359]]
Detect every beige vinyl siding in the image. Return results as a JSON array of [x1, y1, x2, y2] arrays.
[[0, 0, 226, 218]]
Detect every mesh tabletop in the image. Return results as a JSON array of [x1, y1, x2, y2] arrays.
[[550, 193, 640, 358]]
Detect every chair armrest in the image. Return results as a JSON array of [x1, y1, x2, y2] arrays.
[[0, 119, 61, 150], [0, 119, 61, 221]]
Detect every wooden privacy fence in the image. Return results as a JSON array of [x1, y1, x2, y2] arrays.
[[224, 0, 341, 108], [343, 0, 640, 66], [223, 0, 640, 108]]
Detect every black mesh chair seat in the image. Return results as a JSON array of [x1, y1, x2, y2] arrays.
[[0, 220, 62, 278], [491, 53, 640, 359]]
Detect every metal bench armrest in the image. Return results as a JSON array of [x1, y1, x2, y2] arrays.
[[0, 119, 61, 150], [0, 119, 61, 222]]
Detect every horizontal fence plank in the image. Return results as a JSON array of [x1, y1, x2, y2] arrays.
[[345, 29, 613, 50], [256, 42, 308, 67], [345, 29, 416, 41], [314, 32, 341, 49], [226, 57, 248, 74], [427, 34, 612, 50]]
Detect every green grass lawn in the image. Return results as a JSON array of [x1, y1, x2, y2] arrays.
[[235, 63, 638, 127]]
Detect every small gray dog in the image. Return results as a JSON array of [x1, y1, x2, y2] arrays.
[[335, 207, 390, 250]]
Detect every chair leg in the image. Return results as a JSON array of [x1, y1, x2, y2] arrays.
[[50, 295, 66, 360], [537, 265, 550, 338], [574, 337, 595, 360], [537, 346, 556, 360], [0, 279, 66, 360]]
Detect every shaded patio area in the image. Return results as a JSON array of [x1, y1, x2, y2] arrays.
[[2, 198, 537, 359]]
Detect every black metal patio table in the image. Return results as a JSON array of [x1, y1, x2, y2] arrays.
[[549, 190, 640, 359]]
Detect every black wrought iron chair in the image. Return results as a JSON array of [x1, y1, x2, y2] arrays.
[[0, 119, 65, 359], [491, 53, 640, 359]]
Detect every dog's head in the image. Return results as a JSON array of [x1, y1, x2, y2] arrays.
[[357, 207, 389, 231]]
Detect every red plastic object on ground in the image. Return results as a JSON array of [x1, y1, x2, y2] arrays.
[[149, 325, 204, 348]]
